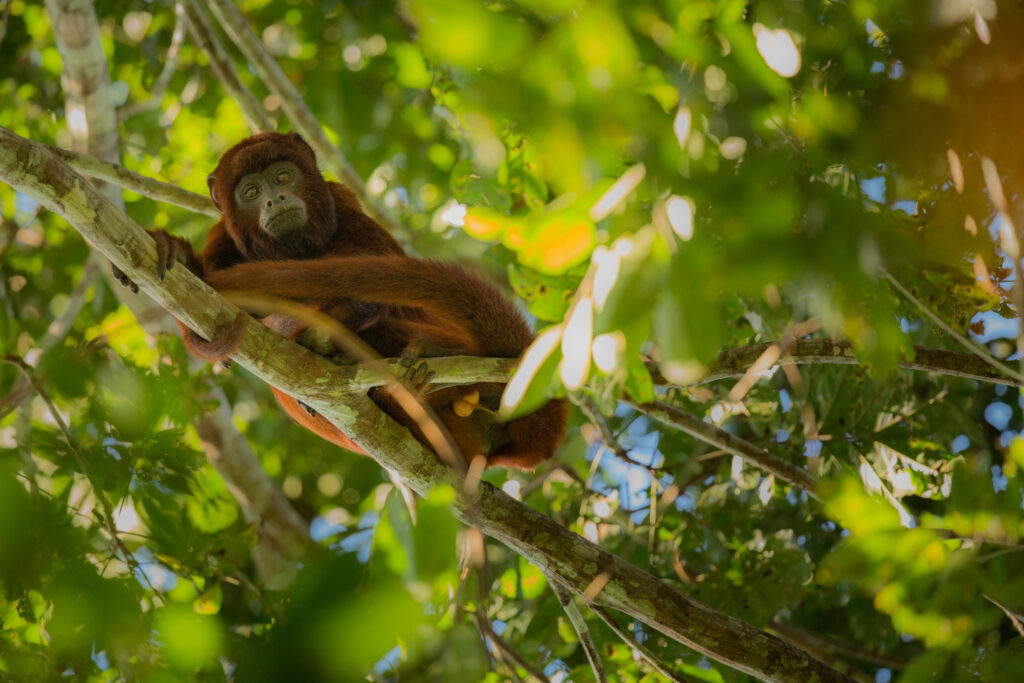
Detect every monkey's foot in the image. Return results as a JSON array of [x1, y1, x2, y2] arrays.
[[402, 360, 436, 397]]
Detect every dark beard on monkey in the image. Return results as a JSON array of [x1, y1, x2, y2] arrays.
[[238, 188, 338, 261]]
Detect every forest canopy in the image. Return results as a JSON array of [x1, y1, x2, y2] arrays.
[[2, 0, 1024, 681]]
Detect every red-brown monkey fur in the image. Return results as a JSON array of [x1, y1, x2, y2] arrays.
[[146, 132, 567, 470]]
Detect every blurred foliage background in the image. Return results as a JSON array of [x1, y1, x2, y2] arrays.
[[3, 0, 1024, 681]]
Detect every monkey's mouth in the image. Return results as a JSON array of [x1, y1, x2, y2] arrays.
[[265, 207, 307, 235]]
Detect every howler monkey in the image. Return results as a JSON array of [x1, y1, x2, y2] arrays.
[[142, 132, 567, 470]]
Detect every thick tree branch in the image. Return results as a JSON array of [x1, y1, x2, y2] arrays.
[[0, 126, 854, 683]]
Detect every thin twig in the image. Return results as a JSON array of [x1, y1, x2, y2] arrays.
[[47, 145, 217, 216], [590, 605, 690, 683], [119, 3, 188, 121], [550, 579, 607, 682], [628, 399, 817, 495], [767, 622, 876, 683], [182, 0, 271, 133], [984, 594, 1024, 638], [572, 394, 665, 477], [470, 534, 549, 682], [884, 272, 1024, 384], [472, 610, 549, 682], [660, 339, 1023, 388], [0, 0, 12, 50], [769, 620, 908, 670]]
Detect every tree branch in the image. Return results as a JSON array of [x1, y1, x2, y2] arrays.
[[46, 144, 218, 216], [0, 126, 854, 683], [182, 0, 271, 133], [119, 2, 188, 121], [884, 272, 1024, 383], [590, 605, 690, 683], [659, 339, 1022, 388], [627, 399, 817, 495], [551, 579, 607, 682]]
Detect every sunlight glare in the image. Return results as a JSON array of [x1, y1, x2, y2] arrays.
[[592, 331, 625, 373], [972, 254, 994, 294], [660, 359, 705, 385], [560, 297, 594, 390], [67, 107, 89, 138], [999, 214, 1019, 259], [591, 247, 622, 309], [754, 24, 801, 78], [720, 136, 747, 160], [673, 107, 692, 148], [501, 325, 563, 412], [114, 499, 139, 533], [974, 9, 991, 44], [981, 156, 1007, 212], [612, 235, 634, 257], [591, 163, 646, 222], [965, 215, 977, 235], [947, 148, 964, 194], [665, 195, 695, 241], [439, 200, 467, 227]]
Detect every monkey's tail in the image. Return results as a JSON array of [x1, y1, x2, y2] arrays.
[[205, 256, 535, 358]]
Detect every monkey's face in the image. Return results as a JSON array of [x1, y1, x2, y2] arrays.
[[233, 161, 309, 238]]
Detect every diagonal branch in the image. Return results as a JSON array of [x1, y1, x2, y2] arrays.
[[0, 126, 854, 683], [551, 578, 607, 682], [590, 605, 690, 683], [182, 0, 271, 133], [45, 144, 218, 216], [627, 399, 817, 495], [119, 2, 188, 121]]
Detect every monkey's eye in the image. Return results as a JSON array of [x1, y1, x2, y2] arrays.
[[275, 169, 292, 184], [242, 185, 260, 201]]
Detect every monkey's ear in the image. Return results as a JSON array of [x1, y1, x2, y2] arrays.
[[289, 132, 316, 159], [207, 175, 222, 212]]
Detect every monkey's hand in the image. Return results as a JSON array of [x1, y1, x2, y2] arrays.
[[112, 230, 200, 293]]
